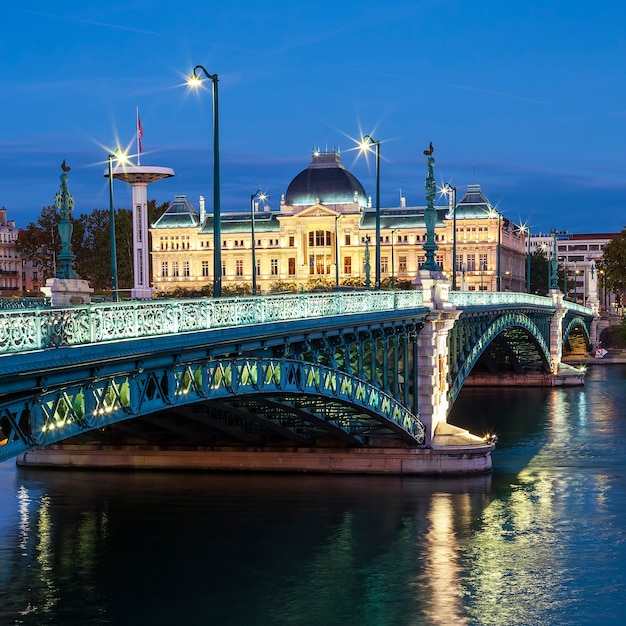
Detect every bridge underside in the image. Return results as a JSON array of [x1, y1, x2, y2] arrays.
[[59, 392, 421, 451]]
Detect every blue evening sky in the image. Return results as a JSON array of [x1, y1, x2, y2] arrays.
[[2, 0, 625, 236]]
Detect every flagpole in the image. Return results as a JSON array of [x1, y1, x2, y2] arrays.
[[136, 107, 141, 165]]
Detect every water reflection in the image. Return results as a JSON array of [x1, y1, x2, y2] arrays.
[[1, 365, 625, 624]]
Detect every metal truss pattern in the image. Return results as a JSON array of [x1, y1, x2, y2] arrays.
[[0, 357, 425, 462], [0, 290, 424, 355], [448, 309, 553, 404]]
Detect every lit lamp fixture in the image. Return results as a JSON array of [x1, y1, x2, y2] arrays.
[[519, 222, 531, 293], [106, 149, 129, 302], [358, 135, 381, 290], [188, 65, 222, 297], [441, 183, 457, 290], [250, 190, 266, 295]]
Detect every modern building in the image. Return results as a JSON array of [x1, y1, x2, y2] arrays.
[[149, 150, 527, 294], [530, 231, 620, 311]]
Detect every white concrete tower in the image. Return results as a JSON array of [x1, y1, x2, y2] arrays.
[[105, 165, 174, 299]]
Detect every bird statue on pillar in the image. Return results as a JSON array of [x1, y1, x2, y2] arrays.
[[61, 159, 71, 172], [423, 142, 434, 156]]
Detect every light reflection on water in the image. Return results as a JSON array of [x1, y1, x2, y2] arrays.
[[0, 364, 625, 625]]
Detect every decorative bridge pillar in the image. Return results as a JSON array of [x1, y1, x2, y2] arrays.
[[549, 289, 567, 375], [587, 263, 602, 350], [416, 308, 461, 446], [412, 143, 462, 445]]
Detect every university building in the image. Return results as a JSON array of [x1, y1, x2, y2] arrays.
[[149, 150, 527, 294]]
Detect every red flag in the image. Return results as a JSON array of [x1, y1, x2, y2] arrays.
[[137, 114, 143, 153]]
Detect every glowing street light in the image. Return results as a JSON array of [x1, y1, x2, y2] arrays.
[[106, 150, 129, 302], [250, 190, 266, 295], [487, 208, 502, 290], [188, 65, 222, 297], [441, 183, 457, 290], [358, 135, 381, 290], [519, 222, 531, 293]]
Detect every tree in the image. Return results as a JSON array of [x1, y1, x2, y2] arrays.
[[598, 228, 626, 309], [17, 200, 169, 294], [16, 206, 61, 281], [528, 250, 551, 295]]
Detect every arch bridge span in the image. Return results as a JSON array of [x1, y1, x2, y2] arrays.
[[0, 290, 595, 464]]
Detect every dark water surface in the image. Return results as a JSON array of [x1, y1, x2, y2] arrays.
[[1, 365, 625, 625]]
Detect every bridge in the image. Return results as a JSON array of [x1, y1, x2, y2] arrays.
[[0, 287, 595, 474]]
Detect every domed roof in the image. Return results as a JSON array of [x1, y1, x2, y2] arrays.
[[285, 150, 368, 208]]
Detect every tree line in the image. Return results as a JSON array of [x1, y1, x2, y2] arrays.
[[17, 201, 167, 293]]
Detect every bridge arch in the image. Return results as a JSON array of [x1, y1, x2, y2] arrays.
[[0, 358, 425, 462], [562, 315, 591, 351], [448, 311, 552, 404]]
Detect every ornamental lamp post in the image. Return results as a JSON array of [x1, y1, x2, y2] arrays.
[[520, 222, 531, 293], [358, 135, 381, 289], [188, 65, 222, 297], [250, 190, 265, 295]]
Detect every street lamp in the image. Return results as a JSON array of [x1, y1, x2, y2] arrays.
[[520, 222, 531, 293], [189, 65, 222, 297], [391, 228, 400, 290], [487, 208, 502, 290], [334, 214, 344, 289], [107, 153, 119, 301], [358, 135, 381, 290], [250, 190, 265, 295], [441, 183, 457, 289]]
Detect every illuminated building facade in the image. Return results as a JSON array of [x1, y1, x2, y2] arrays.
[[150, 150, 527, 294]]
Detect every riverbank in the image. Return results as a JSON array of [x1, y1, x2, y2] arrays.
[[563, 350, 626, 366]]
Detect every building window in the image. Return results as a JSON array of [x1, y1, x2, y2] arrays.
[[221, 261, 226, 277], [479, 254, 488, 271], [183, 261, 190, 277], [399, 256, 407, 273], [436, 255, 444, 269], [172, 262, 179, 278], [236, 259, 243, 276], [344, 256, 352, 274], [345, 233, 351, 246], [381, 257, 388, 274], [202, 261, 209, 277], [271, 259, 278, 275], [467, 254, 476, 271], [289, 235, 295, 247], [417, 256, 425, 268], [288, 257, 296, 275], [161, 262, 168, 278], [309, 230, 331, 247]]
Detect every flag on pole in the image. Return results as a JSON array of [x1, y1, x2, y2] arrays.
[[137, 108, 143, 165]]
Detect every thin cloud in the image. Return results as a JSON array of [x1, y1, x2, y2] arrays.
[[444, 83, 548, 105]]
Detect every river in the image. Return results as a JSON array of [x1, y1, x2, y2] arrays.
[[1, 364, 625, 625]]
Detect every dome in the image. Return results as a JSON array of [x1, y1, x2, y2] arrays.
[[285, 150, 368, 208]]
